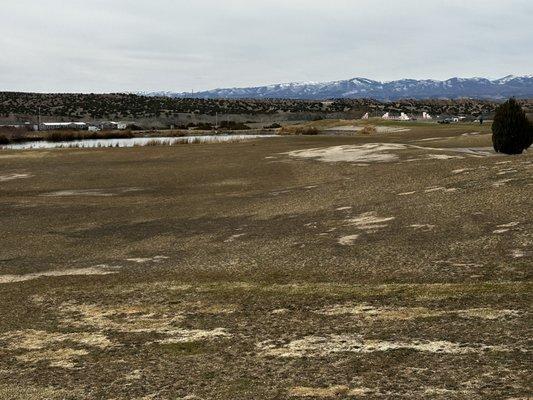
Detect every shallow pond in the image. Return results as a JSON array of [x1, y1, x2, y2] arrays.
[[1, 135, 277, 150]]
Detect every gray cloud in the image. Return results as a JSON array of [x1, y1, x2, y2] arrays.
[[1, 0, 532, 92]]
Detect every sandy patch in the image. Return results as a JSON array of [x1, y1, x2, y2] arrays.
[[316, 304, 442, 319], [397, 191, 416, 196], [424, 186, 457, 193], [0, 384, 83, 400], [497, 222, 520, 228], [452, 168, 473, 174], [1, 329, 113, 351], [258, 334, 517, 358], [59, 303, 183, 333], [347, 388, 375, 396], [455, 308, 523, 320], [345, 211, 395, 232], [337, 235, 360, 246], [41, 187, 143, 197], [156, 328, 231, 344], [315, 303, 523, 321], [0, 173, 32, 182], [224, 233, 246, 243], [211, 179, 249, 186], [16, 348, 89, 369], [493, 178, 516, 187], [493, 222, 520, 234], [286, 143, 406, 163], [510, 249, 531, 258], [289, 385, 349, 397], [1, 329, 113, 368], [285, 143, 494, 164], [427, 154, 463, 160], [126, 255, 169, 263], [0, 265, 120, 284], [325, 125, 409, 133], [409, 224, 436, 231], [58, 302, 232, 344]]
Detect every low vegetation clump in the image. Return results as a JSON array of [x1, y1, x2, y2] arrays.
[[492, 98, 533, 154], [278, 126, 319, 136], [0, 134, 9, 145], [45, 130, 135, 142], [264, 123, 282, 129], [359, 125, 377, 135], [218, 121, 251, 130]]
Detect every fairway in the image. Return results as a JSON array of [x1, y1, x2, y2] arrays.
[[0, 124, 531, 399]]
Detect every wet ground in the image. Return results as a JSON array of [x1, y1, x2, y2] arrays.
[[0, 123, 531, 399]]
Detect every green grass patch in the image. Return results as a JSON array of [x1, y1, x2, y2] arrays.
[[159, 341, 211, 356]]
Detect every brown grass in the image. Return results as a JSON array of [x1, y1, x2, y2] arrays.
[[278, 126, 319, 136], [45, 130, 135, 142], [359, 125, 377, 135]]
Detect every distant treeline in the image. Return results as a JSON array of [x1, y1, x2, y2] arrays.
[[2, 92, 528, 123]]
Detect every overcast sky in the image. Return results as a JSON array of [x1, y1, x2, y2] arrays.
[[1, 0, 532, 93]]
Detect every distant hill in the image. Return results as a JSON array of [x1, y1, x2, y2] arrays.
[[143, 75, 533, 100], [0, 93, 511, 121]]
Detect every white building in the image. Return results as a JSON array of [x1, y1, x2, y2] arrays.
[[399, 112, 410, 121], [382, 112, 410, 121], [38, 122, 88, 131]]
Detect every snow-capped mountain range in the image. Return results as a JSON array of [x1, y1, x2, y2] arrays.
[[142, 75, 533, 100]]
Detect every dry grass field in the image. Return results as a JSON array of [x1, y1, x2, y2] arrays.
[[0, 122, 531, 399]]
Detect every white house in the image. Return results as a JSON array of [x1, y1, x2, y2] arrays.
[[399, 112, 410, 121], [382, 112, 410, 121]]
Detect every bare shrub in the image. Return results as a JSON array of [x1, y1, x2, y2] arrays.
[[278, 126, 319, 136], [359, 125, 377, 135]]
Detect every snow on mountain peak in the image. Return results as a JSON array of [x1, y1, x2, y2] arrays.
[[143, 75, 533, 100]]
